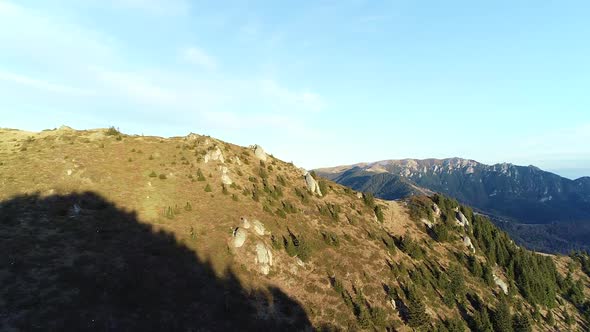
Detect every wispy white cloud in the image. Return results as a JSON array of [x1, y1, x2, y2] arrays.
[[181, 47, 217, 70], [0, 70, 95, 96], [260, 79, 324, 112], [92, 68, 177, 106], [0, 0, 326, 140], [0, 1, 116, 68]]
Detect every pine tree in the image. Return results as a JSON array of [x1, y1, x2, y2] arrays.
[[473, 307, 493, 332], [512, 313, 532, 332], [563, 310, 575, 326], [545, 310, 555, 326], [406, 287, 429, 329], [448, 265, 466, 300], [493, 296, 513, 332], [204, 183, 212, 192]]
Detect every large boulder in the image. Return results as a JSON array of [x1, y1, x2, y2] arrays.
[[493, 273, 509, 295], [186, 132, 199, 141], [432, 204, 441, 217], [220, 166, 232, 185], [233, 227, 247, 248], [253, 220, 266, 236], [240, 216, 251, 229], [455, 211, 469, 227], [421, 218, 434, 229], [252, 144, 267, 161], [204, 147, 224, 163], [304, 172, 322, 197], [255, 242, 273, 275], [463, 236, 476, 253]]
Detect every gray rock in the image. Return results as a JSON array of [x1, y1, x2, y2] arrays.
[[455, 211, 469, 227], [432, 203, 441, 217], [493, 273, 509, 294], [252, 144, 267, 161], [233, 227, 247, 248], [463, 236, 476, 253], [240, 216, 251, 229], [421, 218, 434, 229], [219, 166, 232, 185], [204, 147, 225, 163], [304, 172, 322, 197], [253, 220, 266, 236], [186, 132, 199, 140], [58, 125, 74, 131], [255, 242, 273, 275]]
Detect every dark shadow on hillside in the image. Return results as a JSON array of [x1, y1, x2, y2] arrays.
[[0, 192, 311, 331]]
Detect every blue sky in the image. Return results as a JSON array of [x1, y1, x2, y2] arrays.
[[1, 0, 589, 178]]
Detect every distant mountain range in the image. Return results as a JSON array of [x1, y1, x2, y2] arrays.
[[316, 158, 590, 253]]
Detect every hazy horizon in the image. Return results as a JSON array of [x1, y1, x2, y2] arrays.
[[1, 1, 589, 178]]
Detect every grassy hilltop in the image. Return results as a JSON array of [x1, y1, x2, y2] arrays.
[[1, 127, 589, 331]]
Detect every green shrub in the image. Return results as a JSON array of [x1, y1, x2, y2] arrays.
[[252, 189, 260, 202], [318, 179, 328, 196], [283, 231, 312, 262], [374, 205, 384, 222], [322, 231, 340, 247], [363, 192, 375, 209], [164, 206, 175, 219], [149, 171, 157, 177], [159, 174, 167, 180], [184, 202, 192, 211], [400, 233, 424, 259], [275, 208, 287, 219], [204, 184, 212, 192], [196, 168, 206, 181], [277, 175, 287, 186], [106, 126, 121, 136], [263, 205, 273, 215]]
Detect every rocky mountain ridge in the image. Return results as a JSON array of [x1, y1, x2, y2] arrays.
[[1, 127, 589, 331], [317, 158, 590, 253]]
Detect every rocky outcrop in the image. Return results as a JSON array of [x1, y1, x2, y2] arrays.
[[455, 211, 469, 227], [58, 125, 75, 131], [251, 144, 267, 161], [204, 147, 224, 163], [253, 220, 266, 236], [186, 132, 199, 141], [233, 227, 247, 248], [240, 217, 251, 229], [304, 172, 322, 197], [432, 204, 441, 217], [493, 273, 509, 295], [463, 236, 476, 253], [255, 242, 273, 275], [421, 218, 434, 229], [220, 166, 232, 185]]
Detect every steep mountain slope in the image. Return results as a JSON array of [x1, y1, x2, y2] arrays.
[[316, 158, 590, 253], [1, 127, 590, 331]]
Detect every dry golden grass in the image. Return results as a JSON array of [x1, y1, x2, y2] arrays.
[[1, 127, 588, 331]]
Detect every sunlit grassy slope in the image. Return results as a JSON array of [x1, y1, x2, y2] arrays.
[[1, 127, 589, 331]]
